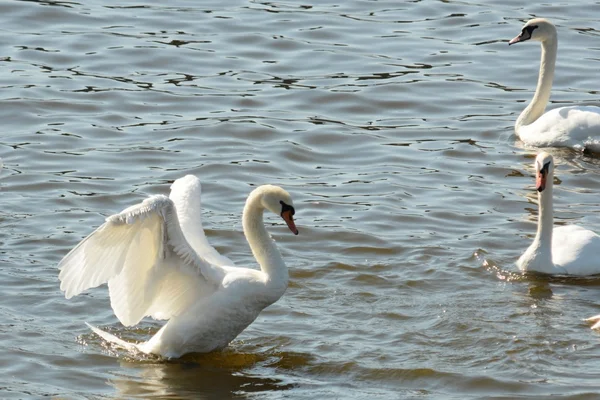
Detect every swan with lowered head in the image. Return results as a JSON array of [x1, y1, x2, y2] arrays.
[[516, 152, 600, 275], [509, 18, 600, 150], [58, 175, 299, 358]]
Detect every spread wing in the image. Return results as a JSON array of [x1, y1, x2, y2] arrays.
[[58, 195, 227, 326], [169, 175, 236, 267]]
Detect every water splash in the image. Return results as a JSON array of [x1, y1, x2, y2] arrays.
[[474, 249, 524, 282]]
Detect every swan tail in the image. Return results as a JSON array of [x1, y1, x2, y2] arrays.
[[584, 315, 600, 330], [86, 322, 141, 353]]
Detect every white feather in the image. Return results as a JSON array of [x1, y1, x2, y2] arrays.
[[518, 106, 600, 149], [169, 175, 235, 267], [59, 195, 219, 327]]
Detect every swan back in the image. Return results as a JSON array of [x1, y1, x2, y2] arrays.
[[516, 106, 600, 148], [551, 225, 600, 275]]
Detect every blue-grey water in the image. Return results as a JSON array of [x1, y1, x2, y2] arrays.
[[3, 0, 600, 398]]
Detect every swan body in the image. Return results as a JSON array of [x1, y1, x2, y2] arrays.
[[58, 175, 299, 358], [509, 18, 600, 150], [516, 153, 600, 276]]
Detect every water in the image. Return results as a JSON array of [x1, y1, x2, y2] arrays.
[[2, 0, 600, 398]]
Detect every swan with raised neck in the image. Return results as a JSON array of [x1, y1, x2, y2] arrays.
[[58, 177, 300, 358], [517, 153, 600, 276], [516, 152, 557, 274], [509, 18, 600, 150], [243, 184, 298, 291]]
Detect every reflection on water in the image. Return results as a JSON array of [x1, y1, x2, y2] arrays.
[[80, 326, 312, 398], [111, 354, 293, 399], [528, 281, 553, 300]]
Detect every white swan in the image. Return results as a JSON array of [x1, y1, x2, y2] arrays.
[[516, 152, 600, 275], [58, 175, 299, 358], [509, 18, 600, 150]]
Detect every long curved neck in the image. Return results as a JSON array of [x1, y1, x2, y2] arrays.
[[535, 181, 554, 253], [522, 177, 555, 273], [242, 189, 289, 287], [516, 37, 557, 131]]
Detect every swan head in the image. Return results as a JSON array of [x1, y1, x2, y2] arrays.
[[509, 18, 556, 45], [258, 185, 299, 235], [534, 152, 553, 192]]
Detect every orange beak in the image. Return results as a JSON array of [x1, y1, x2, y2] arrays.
[[508, 34, 523, 45], [536, 171, 546, 192], [281, 210, 299, 235]]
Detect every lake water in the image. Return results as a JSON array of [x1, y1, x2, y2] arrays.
[[3, 0, 600, 398]]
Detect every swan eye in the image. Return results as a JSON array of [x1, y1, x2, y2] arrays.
[[543, 161, 551, 172], [279, 200, 295, 216], [525, 25, 538, 35], [520, 25, 538, 41], [540, 161, 551, 175]]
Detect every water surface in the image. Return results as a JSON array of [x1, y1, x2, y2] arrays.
[[3, 0, 600, 398]]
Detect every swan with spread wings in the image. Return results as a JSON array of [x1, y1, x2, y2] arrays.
[[58, 175, 299, 358]]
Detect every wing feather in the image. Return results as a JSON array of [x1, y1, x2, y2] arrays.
[[169, 175, 236, 267], [58, 194, 226, 327]]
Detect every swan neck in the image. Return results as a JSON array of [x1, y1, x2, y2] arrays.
[[535, 179, 554, 260], [242, 190, 289, 287], [517, 170, 559, 274], [516, 37, 557, 131]]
